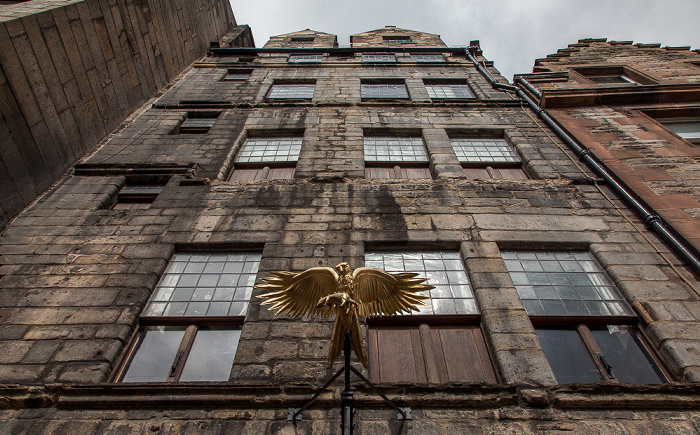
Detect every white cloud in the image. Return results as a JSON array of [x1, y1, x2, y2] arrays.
[[230, 0, 700, 80]]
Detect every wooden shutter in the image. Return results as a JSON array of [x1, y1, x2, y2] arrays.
[[231, 167, 294, 181], [366, 166, 432, 179], [368, 324, 496, 384]]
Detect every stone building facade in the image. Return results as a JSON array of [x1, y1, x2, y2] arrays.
[[0, 0, 251, 230], [2, 27, 700, 433]]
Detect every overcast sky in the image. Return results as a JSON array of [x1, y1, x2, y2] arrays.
[[230, 0, 700, 81]]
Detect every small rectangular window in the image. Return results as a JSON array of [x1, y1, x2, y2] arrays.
[[179, 113, 219, 134], [382, 35, 411, 43], [425, 83, 474, 99], [224, 69, 252, 81], [289, 54, 323, 63], [364, 135, 431, 179], [658, 118, 700, 144], [267, 84, 315, 100], [450, 137, 526, 179], [290, 36, 315, 45], [231, 136, 302, 181], [362, 53, 396, 63], [361, 82, 409, 99], [112, 184, 164, 210], [411, 54, 445, 63]]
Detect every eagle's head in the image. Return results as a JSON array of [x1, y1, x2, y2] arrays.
[[335, 262, 351, 276]]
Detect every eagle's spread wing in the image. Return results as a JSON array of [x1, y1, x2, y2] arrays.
[[353, 267, 433, 317], [255, 267, 338, 318]]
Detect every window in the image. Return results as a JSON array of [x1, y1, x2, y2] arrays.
[[365, 251, 478, 315], [230, 136, 301, 181], [290, 36, 315, 45], [116, 252, 262, 382], [503, 250, 668, 384], [574, 66, 639, 86], [450, 137, 527, 179], [424, 82, 474, 100], [288, 54, 323, 63], [179, 113, 219, 134], [658, 118, 700, 144], [223, 69, 252, 81], [112, 184, 164, 210], [364, 135, 431, 179], [365, 251, 496, 384], [267, 84, 315, 100], [411, 54, 445, 63], [361, 82, 409, 99], [382, 35, 411, 43], [362, 53, 396, 63]]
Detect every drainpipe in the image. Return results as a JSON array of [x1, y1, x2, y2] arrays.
[[465, 47, 700, 277]]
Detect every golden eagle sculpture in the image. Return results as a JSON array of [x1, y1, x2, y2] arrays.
[[256, 262, 433, 368]]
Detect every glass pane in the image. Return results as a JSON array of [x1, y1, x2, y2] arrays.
[[144, 253, 261, 317], [590, 326, 665, 384], [451, 138, 519, 163], [179, 328, 242, 381], [122, 327, 186, 382], [535, 327, 602, 384], [504, 251, 633, 316], [364, 251, 476, 315]]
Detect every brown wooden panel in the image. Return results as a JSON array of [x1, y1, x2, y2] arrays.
[[374, 328, 421, 383], [268, 167, 295, 179], [404, 167, 432, 179], [462, 167, 490, 179], [230, 168, 264, 181], [497, 168, 528, 180], [365, 167, 393, 179], [438, 327, 496, 383], [370, 324, 497, 384]]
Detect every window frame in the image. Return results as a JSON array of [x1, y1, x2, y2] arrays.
[[111, 252, 262, 383], [411, 54, 446, 63], [288, 54, 324, 64], [656, 117, 700, 145], [382, 35, 412, 43], [361, 53, 396, 63], [178, 112, 220, 134], [290, 36, 315, 45], [360, 80, 410, 100], [229, 134, 302, 181], [364, 250, 498, 384], [223, 68, 252, 81], [363, 134, 432, 179], [266, 83, 316, 100], [449, 136, 527, 180], [503, 249, 672, 384], [112, 183, 164, 210], [423, 80, 475, 100], [572, 65, 657, 86]]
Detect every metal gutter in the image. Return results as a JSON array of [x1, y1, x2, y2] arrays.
[[465, 46, 700, 277]]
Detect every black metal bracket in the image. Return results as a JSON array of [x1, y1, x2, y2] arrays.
[[288, 332, 411, 433]]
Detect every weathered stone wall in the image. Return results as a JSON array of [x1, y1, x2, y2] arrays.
[[2, 384, 700, 434], [2, 34, 700, 432], [0, 0, 243, 230], [519, 40, 700, 256], [351, 26, 447, 48], [533, 39, 700, 87]]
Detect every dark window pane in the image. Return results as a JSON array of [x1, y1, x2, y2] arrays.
[[590, 326, 666, 384], [179, 328, 242, 381], [535, 327, 602, 384], [122, 327, 186, 382]]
